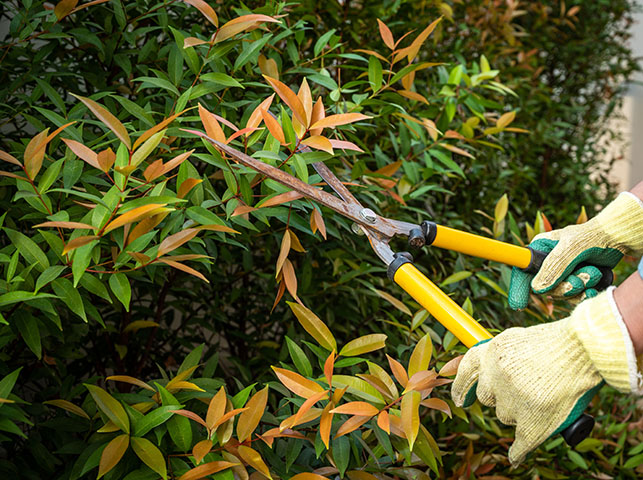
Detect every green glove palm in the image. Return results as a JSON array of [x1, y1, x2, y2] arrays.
[[508, 192, 643, 310]]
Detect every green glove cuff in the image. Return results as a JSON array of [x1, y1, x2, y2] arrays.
[[508, 238, 556, 310], [461, 338, 493, 408]]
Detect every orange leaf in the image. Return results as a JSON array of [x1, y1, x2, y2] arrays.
[[62, 235, 99, 255], [368, 362, 398, 399], [237, 445, 272, 480], [401, 391, 420, 449], [183, 0, 218, 26], [157, 228, 199, 257], [297, 78, 313, 127], [288, 230, 306, 253], [282, 258, 298, 300], [497, 111, 516, 129], [396, 17, 441, 64], [170, 409, 208, 429], [334, 415, 371, 439], [310, 209, 327, 239], [259, 190, 304, 208], [328, 139, 363, 153], [129, 252, 151, 264], [199, 103, 226, 143], [302, 135, 333, 154], [62, 138, 100, 169], [276, 230, 291, 275], [34, 221, 96, 230], [290, 474, 329, 480], [161, 150, 194, 176], [104, 204, 167, 234], [324, 351, 335, 388], [178, 178, 202, 198], [330, 402, 378, 417], [143, 159, 164, 182], [215, 14, 280, 44], [192, 439, 212, 465], [397, 90, 429, 104], [576, 206, 588, 224], [198, 224, 240, 234], [541, 212, 552, 232], [281, 389, 328, 430], [24, 129, 49, 179], [97, 147, 115, 172], [98, 434, 129, 479], [133, 109, 186, 151], [72, 94, 131, 149], [212, 407, 248, 430], [258, 54, 279, 79], [421, 398, 451, 417], [263, 75, 307, 127], [310, 97, 325, 136], [157, 259, 209, 283], [403, 370, 438, 394], [377, 19, 395, 49], [246, 94, 275, 132], [377, 410, 390, 434], [127, 212, 168, 245], [106, 375, 154, 391], [310, 113, 371, 131], [179, 461, 239, 480], [271, 280, 286, 313], [386, 354, 408, 388], [438, 355, 462, 377], [260, 109, 285, 144], [184, 37, 208, 48], [271, 367, 325, 398], [354, 49, 388, 62], [0, 150, 21, 167], [319, 403, 333, 449], [356, 374, 395, 401], [236, 386, 269, 442], [439, 143, 474, 159]]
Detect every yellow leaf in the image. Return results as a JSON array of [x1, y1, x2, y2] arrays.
[[85, 384, 130, 434], [330, 401, 379, 417], [192, 439, 212, 464], [104, 204, 168, 234], [408, 333, 432, 377], [215, 15, 280, 44], [72, 94, 131, 149], [122, 320, 159, 333], [206, 387, 227, 431], [263, 75, 307, 126], [179, 461, 239, 480], [157, 228, 199, 257], [168, 381, 205, 393], [288, 230, 306, 253], [260, 109, 285, 144], [98, 434, 129, 479], [271, 367, 325, 398], [494, 193, 509, 223], [297, 78, 313, 127], [497, 111, 516, 129], [198, 224, 240, 234], [131, 130, 165, 168], [440, 143, 474, 159], [368, 361, 399, 398], [236, 386, 269, 442], [183, 0, 218, 26], [301, 135, 333, 154], [258, 55, 279, 79], [309, 113, 371, 131], [372, 288, 411, 316], [106, 375, 154, 391], [576, 206, 588, 224], [43, 399, 90, 419], [401, 390, 420, 450], [237, 445, 272, 480], [287, 302, 337, 352], [377, 19, 395, 49], [397, 90, 429, 104], [423, 119, 440, 141], [62, 235, 99, 255], [309, 97, 325, 136], [133, 109, 186, 151], [34, 221, 95, 230], [339, 334, 387, 357], [275, 230, 291, 276]]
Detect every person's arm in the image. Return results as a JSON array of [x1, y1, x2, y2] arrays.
[[616, 266, 643, 355]]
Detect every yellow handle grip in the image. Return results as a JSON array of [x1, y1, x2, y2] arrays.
[[432, 225, 532, 269], [392, 262, 492, 348]]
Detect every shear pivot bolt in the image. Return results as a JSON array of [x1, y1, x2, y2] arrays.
[[359, 208, 377, 224]]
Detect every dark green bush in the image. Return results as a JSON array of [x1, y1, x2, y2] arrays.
[[0, 0, 641, 478]]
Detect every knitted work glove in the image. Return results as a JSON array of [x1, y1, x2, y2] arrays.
[[452, 289, 643, 466], [509, 192, 643, 310]]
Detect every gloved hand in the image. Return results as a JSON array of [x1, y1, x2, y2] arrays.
[[509, 192, 643, 310], [452, 289, 642, 466]]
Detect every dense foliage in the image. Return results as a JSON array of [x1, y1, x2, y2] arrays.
[[0, 0, 641, 479]]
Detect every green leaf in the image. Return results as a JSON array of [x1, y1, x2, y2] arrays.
[[109, 274, 131, 312], [624, 453, 643, 469], [52, 278, 87, 321], [0, 291, 56, 308], [5, 228, 50, 272], [134, 406, 179, 437], [314, 29, 336, 57], [200, 73, 244, 89], [134, 76, 179, 96], [234, 35, 272, 71], [439, 271, 472, 287], [0, 368, 21, 403], [567, 449, 588, 469], [80, 274, 112, 303], [339, 334, 387, 357], [131, 130, 166, 168], [177, 344, 203, 374], [35, 265, 66, 293], [331, 435, 350, 477], [130, 437, 167, 480], [285, 336, 313, 377], [14, 312, 41, 359], [368, 56, 383, 92], [85, 384, 130, 434]]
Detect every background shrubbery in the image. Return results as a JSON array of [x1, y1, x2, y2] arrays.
[[0, 0, 642, 478]]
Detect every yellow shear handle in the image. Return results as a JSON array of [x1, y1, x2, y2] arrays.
[[393, 262, 492, 348]]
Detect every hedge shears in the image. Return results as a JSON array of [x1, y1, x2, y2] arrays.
[[194, 133, 610, 447]]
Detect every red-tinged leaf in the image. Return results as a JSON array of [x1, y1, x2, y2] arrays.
[[377, 19, 395, 49], [541, 212, 552, 232], [206, 388, 227, 431], [283, 390, 328, 430], [290, 474, 329, 480], [157, 228, 199, 257], [298, 78, 313, 127], [97, 147, 115, 172], [354, 49, 388, 62], [356, 374, 395, 401], [287, 302, 337, 351], [259, 190, 304, 208], [276, 230, 291, 275], [72, 94, 131, 149], [328, 139, 363, 152], [237, 445, 272, 480], [143, 159, 164, 182], [282, 258, 298, 300], [320, 404, 333, 449], [334, 415, 371, 438], [374, 159, 402, 177], [401, 390, 420, 449], [0, 150, 21, 166], [399, 17, 441, 63], [228, 126, 258, 143], [324, 351, 335, 388], [34, 221, 96, 230], [212, 407, 248, 430], [440, 143, 474, 159], [104, 204, 168, 234], [43, 399, 90, 419], [157, 259, 209, 283], [178, 178, 202, 199], [127, 212, 168, 245], [330, 401, 379, 417], [439, 355, 463, 377], [237, 386, 269, 442], [263, 75, 307, 126], [302, 135, 333, 154], [184, 37, 208, 48], [260, 109, 285, 144], [161, 150, 194, 176], [310, 97, 326, 136], [179, 461, 239, 480], [62, 235, 99, 255], [170, 409, 208, 429], [106, 375, 154, 391], [54, 0, 78, 20], [183, 0, 218, 26], [421, 398, 451, 417], [310, 209, 327, 239], [232, 204, 256, 217], [271, 367, 325, 398], [62, 138, 100, 169], [133, 109, 186, 151], [98, 434, 129, 479], [403, 370, 438, 394], [387, 413, 405, 438], [339, 334, 387, 357], [377, 410, 390, 434], [215, 15, 280, 43], [198, 224, 240, 234], [310, 113, 371, 131], [397, 90, 429, 104], [24, 129, 49, 179], [246, 94, 275, 131], [192, 439, 212, 465], [408, 333, 432, 377], [386, 354, 408, 387], [199, 103, 226, 143]]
